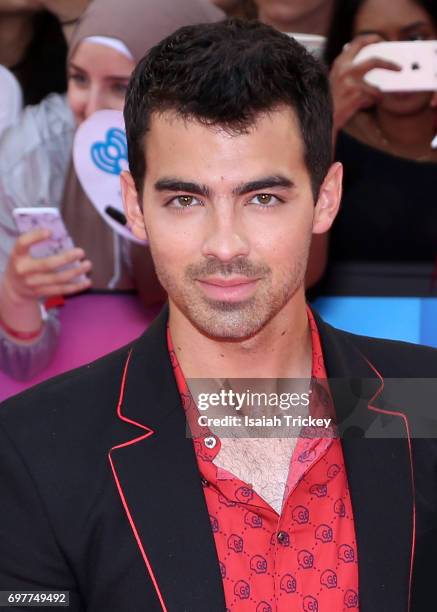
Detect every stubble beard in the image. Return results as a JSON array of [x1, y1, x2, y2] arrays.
[[154, 252, 309, 341]]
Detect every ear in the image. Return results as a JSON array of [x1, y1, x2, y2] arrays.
[[312, 162, 343, 235], [120, 171, 148, 242]]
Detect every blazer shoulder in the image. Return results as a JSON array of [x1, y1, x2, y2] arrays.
[[339, 328, 437, 377], [0, 340, 132, 434]]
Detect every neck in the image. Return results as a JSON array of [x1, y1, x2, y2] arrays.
[[168, 290, 312, 381], [0, 12, 35, 68], [259, 0, 333, 35], [374, 104, 436, 148]]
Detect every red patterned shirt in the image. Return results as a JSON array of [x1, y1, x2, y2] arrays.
[[168, 307, 359, 611]]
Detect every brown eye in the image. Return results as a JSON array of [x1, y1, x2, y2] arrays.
[[250, 193, 280, 207], [168, 195, 202, 209], [178, 196, 194, 206]]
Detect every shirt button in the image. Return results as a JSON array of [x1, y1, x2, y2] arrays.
[[204, 436, 217, 449], [277, 531, 289, 545]]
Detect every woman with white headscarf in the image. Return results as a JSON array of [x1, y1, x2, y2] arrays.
[[0, 0, 223, 380]]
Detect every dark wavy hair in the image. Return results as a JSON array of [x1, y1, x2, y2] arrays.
[[324, 0, 437, 67], [124, 18, 333, 200]]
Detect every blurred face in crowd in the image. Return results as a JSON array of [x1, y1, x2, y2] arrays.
[[38, 0, 89, 19], [255, 0, 331, 33], [0, 0, 41, 12], [122, 107, 340, 340], [353, 0, 437, 115], [67, 41, 135, 125], [0, 0, 88, 16]]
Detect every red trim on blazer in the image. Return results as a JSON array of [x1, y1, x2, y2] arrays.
[[108, 350, 168, 612], [364, 356, 416, 612]]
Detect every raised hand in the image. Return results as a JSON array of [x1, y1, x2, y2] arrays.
[[330, 34, 401, 135]]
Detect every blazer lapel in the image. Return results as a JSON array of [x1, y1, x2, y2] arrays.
[[108, 303, 415, 611], [315, 312, 414, 612], [109, 307, 226, 612]]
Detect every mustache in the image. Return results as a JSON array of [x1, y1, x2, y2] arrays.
[[186, 257, 271, 279]]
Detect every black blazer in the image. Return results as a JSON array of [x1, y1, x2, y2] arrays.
[[0, 306, 436, 612]]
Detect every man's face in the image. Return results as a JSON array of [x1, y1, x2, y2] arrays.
[[123, 107, 340, 340]]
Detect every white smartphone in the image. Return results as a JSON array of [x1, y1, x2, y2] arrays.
[[12, 207, 88, 283], [353, 40, 437, 92]]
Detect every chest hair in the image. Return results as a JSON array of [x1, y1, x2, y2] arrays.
[[214, 437, 298, 514]]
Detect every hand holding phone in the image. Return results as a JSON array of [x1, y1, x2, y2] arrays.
[[5, 208, 92, 304], [353, 40, 437, 92], [330, 34, 401, 132]]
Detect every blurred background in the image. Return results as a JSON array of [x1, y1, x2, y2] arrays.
[[0, 0, 436, 397]]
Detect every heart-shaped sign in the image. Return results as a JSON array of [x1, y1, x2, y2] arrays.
[[0, 66, 23, 134], [73, 109, 146, 244]]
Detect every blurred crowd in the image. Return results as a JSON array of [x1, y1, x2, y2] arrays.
[[0, 0, 436, 381]]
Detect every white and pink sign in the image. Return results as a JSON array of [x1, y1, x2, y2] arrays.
[[73, 109, 146, 244]]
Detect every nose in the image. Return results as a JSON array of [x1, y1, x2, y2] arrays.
[[83, 85, 107, 120], [201, 207, 250, 262]]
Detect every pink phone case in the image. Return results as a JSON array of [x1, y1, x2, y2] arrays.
[[13, 208, 88, 284]]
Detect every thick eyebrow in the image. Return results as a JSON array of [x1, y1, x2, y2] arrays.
[[154, 178, 211, 197], [233, 175, 294, 196], [154, 175, 294, 198]]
